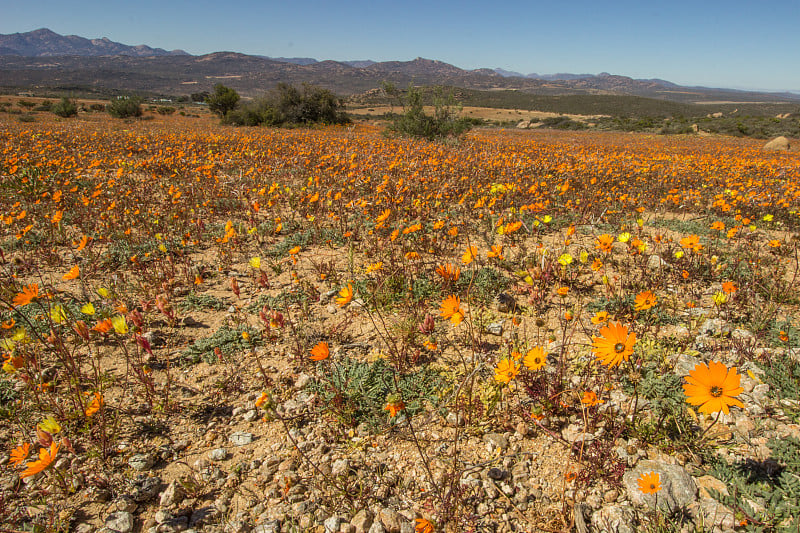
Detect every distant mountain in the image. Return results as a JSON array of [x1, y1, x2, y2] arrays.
[[260, 56, 318, 66], [0, 29, 797, 104], [0, 28, 188, 57]]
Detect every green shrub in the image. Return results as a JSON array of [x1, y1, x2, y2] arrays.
[[388, 86, 471, 141], [539, 116, 588, 130], [108, 97, 143, 118], [206, 84, 240, 117], [157, 106, 176, 115], [224, 83, 350, 127], [51, 97, 78, 118]]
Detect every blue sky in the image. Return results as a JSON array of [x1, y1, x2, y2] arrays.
[[2, 0, 799, 92]]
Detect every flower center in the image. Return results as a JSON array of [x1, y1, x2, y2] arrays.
[[614, 342, 626, 353], [710, 386, 723, 398]]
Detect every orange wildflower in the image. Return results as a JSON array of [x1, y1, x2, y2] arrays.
[[581, 391, 604, 406], [255, 392, 269, 407], [85, 392, 104, 417], [637, 471, 662, 494], [591, 311, 609, 324], [415, 518, 435, 533], [309, 341, 330, 361], [435, 263, 460, 282], [494, 357, 520, 384], [523, 347, 546, 371], [721, 281, 737, 294], [336, 283, 353, 307], [487, 244, 504, 259], [20, 442, 59, 479], [9, 442, 30, 467], [683, 361, 744, 415], [462, 246, 478, 264], [634, 290, 657, 311], [91, 318, 113, 334], [62, 265, 80, 280], [592, 322, 637, 367], [13, 283, 39, 307], [595, 234, 614, 254], [679, 235, 703, 252], [439, 295, 464, 326], [384, 400, 405, 417]]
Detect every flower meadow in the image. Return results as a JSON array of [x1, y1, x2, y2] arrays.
[[1, 111, 800, 532]]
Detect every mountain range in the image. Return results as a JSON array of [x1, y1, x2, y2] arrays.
[[2, 28, 798, 104], [0, 28, 188, 57]]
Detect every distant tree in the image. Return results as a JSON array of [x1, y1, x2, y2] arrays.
[[108, 96, 143, 118], [206, 84, 240, 117], [223, 83, 349, 127], [381, 80, 402, 113], [190, 91, 210, 103], [51, 97, 78, 118], [388, 86, 471, 141]]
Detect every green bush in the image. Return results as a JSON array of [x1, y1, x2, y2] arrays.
[[157, 106, 176, 115], [388, 86, 471, 141], [108, 97, 143, 118], [540, 115, 588, 130], [51, 97, 78, 118], [206, 84, 240, 117], [224, 83, 350, 127]]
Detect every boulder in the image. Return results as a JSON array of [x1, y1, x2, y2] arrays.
[[763, 136, 790, 151]]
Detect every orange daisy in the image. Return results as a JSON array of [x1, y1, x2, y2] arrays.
[[20, 442, 59, 479], [415, 519, 435, 533], [523, 347, 546, 371], [309, 341, 330, 361], [462, 246, 478, 265], [637, 471, 662, 494], [62, 265, 80, 280], [591, 322, 637, 367], [9, 442, 30, 467], [384, 400, 405, 418], [435, 263, 460, 282], [595, 234, 614, 254], [439, 295, 464, 326], [12, 283, 39, 307], [336, 283, 353, 307], [494, 357, 520, 384], [634, 290, 657, 311], [683, 361, 744, 415]]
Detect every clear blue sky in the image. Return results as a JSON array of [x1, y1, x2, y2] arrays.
[[2, 0, 798, 92]]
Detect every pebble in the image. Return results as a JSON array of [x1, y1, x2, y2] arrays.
[[129, 453, 155, 471], [209, 448, 227, 461], [229, 432, 254, 446], [483, 433, 509, 453], [105, 511, 134, 533]]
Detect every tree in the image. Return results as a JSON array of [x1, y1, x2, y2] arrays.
[[51, 97, 78, 118], [388, 86, 471, 141], [223, 83, 349, 127], [108, 96, 142, 118], [206, 84, 240, 117]]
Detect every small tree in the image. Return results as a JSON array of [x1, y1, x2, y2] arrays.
[[206, 84, 240, 117], [388, 86, 471, 141], [108, 97, 142, 118], [223, 83, 349, 127], [51, 97, 78, 118]]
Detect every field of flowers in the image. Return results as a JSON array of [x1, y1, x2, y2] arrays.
[[1, 112, 800, 532]]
